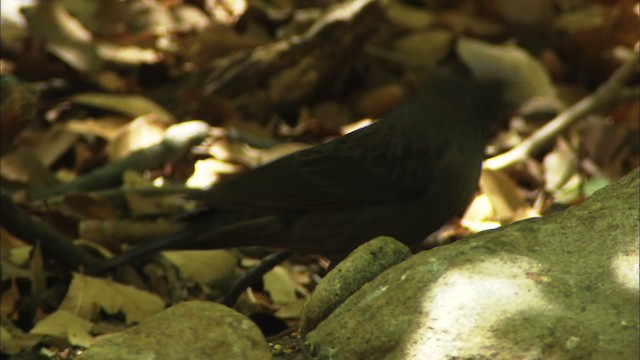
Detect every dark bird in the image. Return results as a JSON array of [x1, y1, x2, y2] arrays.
[[102, 73, 502, 268]]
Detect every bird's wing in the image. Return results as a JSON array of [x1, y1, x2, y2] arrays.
[[198, 73, 498, 212], [199, 121, 435, 211]]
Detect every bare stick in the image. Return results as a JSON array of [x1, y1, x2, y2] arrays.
[[484, 49, 639, 171]]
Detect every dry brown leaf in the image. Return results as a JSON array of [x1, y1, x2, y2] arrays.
[[95, 70, 130, 92], [394, 29, 453, 66], [461, 194, 501, 232], [479, 168, 532, 222], [24, 125, 78, 167], [187, 158, 243, 189], [62, 193, 120, 220], [22, 1, 103, 76], [486, 0, 554, 27], [0, 2, 28, 49], [275, 298, 306, 319], [1, 225, 31, 264], [0, 279, 20, 318], [106, 115, 168, 161], [64, 117, 130, 141], [96, 44, 161, 66], [0, 84, 39, 154], [184, 23, 260, 66], [30, 242, 46, 322], [71, 93, 174, 123], [0, 148, 56, 185], [312, 101, 353, 131], [29, 310, 94, 347], [543, 137, 577, 193], [438, 10, 505, 37], [263, 265, 298, 305], [58, 273, 165, 324], [579, 117, 633, 178], [121, 171, 176, 217], [457, 38, 555, 104], [162, 249, 239, 285], [385, 0, 435, 29], [206, 0, 249, 25], [354, 83, 405, 118], [0, 324, 41, 355]]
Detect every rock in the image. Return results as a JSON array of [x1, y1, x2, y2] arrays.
[[79, 301, 270, 360], [300, 236, 411, 334], [298, 169, 639, 360]]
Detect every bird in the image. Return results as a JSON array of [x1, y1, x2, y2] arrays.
[[101, 72, 502, 269]]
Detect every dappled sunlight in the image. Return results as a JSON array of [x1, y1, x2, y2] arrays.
[[406, 256, 555, 359], [610, 241, 640, 291]]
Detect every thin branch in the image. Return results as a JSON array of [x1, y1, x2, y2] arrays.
[[30, 121, 210, 200], [0, 189, 99, 270], [484, 48, 639, 171]]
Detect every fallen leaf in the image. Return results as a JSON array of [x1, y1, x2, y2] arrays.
[[58, 273, 165, 324], [22, 1, 103, 76], [106, 115, 167, 161], [457, 38, 556, 104], [263, 265, 298, 305], [480, 168, 533, 222], [543, 137, 577, 192], [71, 93, 174, 123], [162, 249, 239, 285], [386, 0, 435, 29], [394, 29, 453, 66], [29, 310, 94, 347]]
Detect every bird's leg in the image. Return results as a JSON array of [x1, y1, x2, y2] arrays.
[[219, 250, 294, 307]]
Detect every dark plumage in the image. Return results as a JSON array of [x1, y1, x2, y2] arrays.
[[103, 73, 502, 268]]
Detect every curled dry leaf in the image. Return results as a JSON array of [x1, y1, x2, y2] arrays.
[[107, 115, 168, 161], [457, 38, 555, 104], [187, 158, 244, 189], [461, 194, 501, 233], [479, 168, 537, 223], [21, 1, 103, 76], [542, 137, 577, 193]]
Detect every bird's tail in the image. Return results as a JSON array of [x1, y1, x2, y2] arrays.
[[97, 209, 283, 271]]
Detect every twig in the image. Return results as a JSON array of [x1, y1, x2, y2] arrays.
[[30, 121, 210, 199], [0, 189, 99, 270], [484, 48, 639, 170]]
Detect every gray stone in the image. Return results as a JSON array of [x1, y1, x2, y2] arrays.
[[300, 236, 411, 334], [300, 169, 639, 360], [79, 301, 270, 360]]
